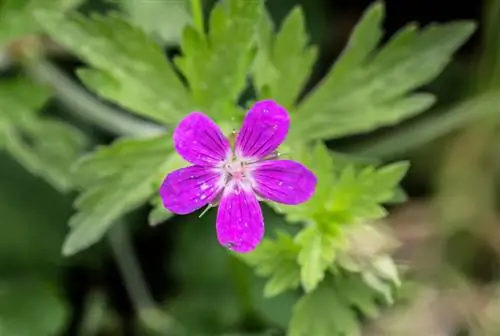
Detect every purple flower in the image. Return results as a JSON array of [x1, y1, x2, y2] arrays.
[[160, 100, 317, 253]]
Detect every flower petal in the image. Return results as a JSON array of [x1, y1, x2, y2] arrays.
[[160, 165, 224, 215], [250, 160, 317, 205], [174, 112, 231, 166], [216, 182, 264, 253], [235, 100, 290, 159]]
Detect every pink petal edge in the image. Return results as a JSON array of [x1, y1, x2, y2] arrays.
[[173, 112, 231, 166], [250, 159, 317, 205], [216, 182, 264, 253], [160, 165, 224, 215], [235, 100, 290, 160]]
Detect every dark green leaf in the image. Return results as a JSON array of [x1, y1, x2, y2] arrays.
[[0, 279, 68, 335]]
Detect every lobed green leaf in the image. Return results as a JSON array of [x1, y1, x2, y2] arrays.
[[289, 274, 383, 336], [35, 10, 193, 125], [239, 231, 301, 298], [292, 1, 476, 140], [62, 136, 183, 255], [174, 0, 262, 119], [252, 6, 318, 109]]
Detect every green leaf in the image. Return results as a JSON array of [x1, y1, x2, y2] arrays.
[[0, 279, 68, 335], [63, 135, 177, 255], [289, 274, 382, 336], [174, 0, 262, 118], [239, 231, 301, 298], [293, 1, 476, 140], [326, 161, 409, 221], [35, 10, 193, 125], [295, 225, 340, 293], [148, 196, 174, 226], [0, 76, 87, 192], [271, 142, 335, 223], [0, 0, 82, 46], [120, 0, 191, 46], [252, 6, 318, 109]]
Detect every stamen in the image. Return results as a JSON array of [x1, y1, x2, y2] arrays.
[[198, 204, 213, 218], [229, 129, 238, 149]]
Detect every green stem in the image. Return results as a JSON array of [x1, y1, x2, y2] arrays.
[[108, 223, 183, 335], [190, 0, 204, 33], [25, 59, 166, 138]]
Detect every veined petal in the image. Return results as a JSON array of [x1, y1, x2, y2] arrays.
[[160, 165, 224, 215], [235, 100, 290, 160], [216, 182, 264, 253], [174, 112, 231, 166], [250, 160, 316, 205]]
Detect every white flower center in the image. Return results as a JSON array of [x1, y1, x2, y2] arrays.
[[224, 156, 247, 181]]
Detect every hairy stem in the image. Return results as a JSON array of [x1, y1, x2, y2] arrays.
[[25, 59, 166, 137]]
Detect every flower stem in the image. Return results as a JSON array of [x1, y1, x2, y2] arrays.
[[190, 0, 205, 33], [108, 223, 183, 335]]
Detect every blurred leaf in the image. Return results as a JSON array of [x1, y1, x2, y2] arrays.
[[477, 0, 500, 90], [289, 274, 382, 336], [0, 153, 72, 272], [35, 10, 193, 125], [0, 0, 82, 46], [0, 76, 87, 192], [120, 0, 191, 46], [174, 0, 262, 118], [168, 211, 241, 333], [347, 90, 500, 159], [240, 231, 301, 298], [63, 136, 178, 255], [148, 196, 174, 227], [0, 279, 68, 335], [79, 291, 108, 336], [252, 6, 318, 109], [292, 2, 476, 141]]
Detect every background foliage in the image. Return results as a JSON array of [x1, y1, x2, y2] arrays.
[[1, 0, 500, 335]]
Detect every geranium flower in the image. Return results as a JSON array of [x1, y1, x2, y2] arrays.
[[160, 100, 317, 253]]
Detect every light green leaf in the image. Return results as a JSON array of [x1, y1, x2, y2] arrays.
[[252, 6, 318, 109], [174, 0, 262, 118], [271, 142, 335, 223], [120, 0, 191, 46], [327, 162, 409, 221], [148, 197, 174, 227], [0, 0, 82, 46], [293, 1, 476, 140], [372, 255, 401, 286], [0, 279, 68, 335], [35, 10, 193, 125], [295, 225, 339, 293], [289, 274, 383, 336], [239, 231, 301, 298], [0, 76, 87, 192], [63, 135, 175, 255]]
